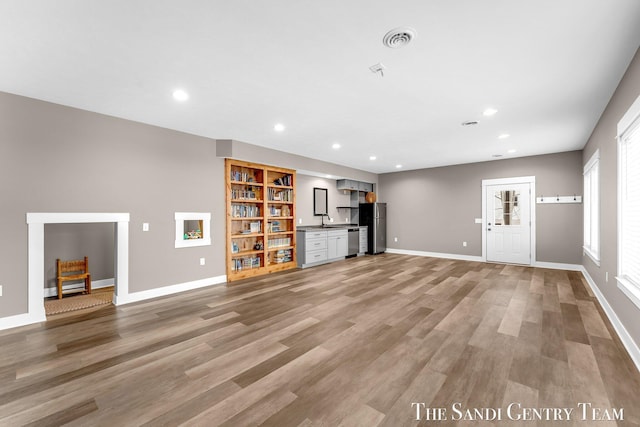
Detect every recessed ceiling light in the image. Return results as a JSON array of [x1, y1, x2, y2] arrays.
[[274, 123, 285, 132], [172, 89, 189, 102], [396, 164, 403, 168], [461, 120, 479, 126], [369, 156, 377, 161], [498, 133, 510, 139], [508, 149, 517, 154], [483, 108, 498, 116], [332, 143, 341, 150]]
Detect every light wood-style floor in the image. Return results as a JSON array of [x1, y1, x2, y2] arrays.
[[0, 254, 639, 426]]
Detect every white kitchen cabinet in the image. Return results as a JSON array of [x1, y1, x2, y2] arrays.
[[327, 229, 348, 260], [297, 230, 328, 268]]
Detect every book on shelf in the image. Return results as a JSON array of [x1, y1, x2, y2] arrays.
[[231, 188, 259, 200], [268, 220, 281, 232], [267, 188, 293, 202], [269, 206, 281, 217], [268, 237, 291, 247], [271, 249, 292, 263], [232, 204, 260, 218], [232, 256, 261, 271], [230, 170, 258, 183], [272, 175, 292, 186]]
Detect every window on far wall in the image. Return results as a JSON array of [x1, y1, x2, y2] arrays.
[[618, 95, 640, 310], [583, 149, 600, 265]]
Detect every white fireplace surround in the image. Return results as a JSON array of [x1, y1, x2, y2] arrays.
[[25, 212, 130, 325]]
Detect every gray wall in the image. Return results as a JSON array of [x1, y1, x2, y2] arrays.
[[44, 223, 115, 290], [582, 47, 640, 347], [217, 139, 378, 184], [296, 175, 352, 226], [0, 92, 226, 317], [378, 151, 583, 264], [0, 92, 377, 319]]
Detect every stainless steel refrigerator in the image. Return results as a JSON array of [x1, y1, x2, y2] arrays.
[[359, 202, 386, 254]]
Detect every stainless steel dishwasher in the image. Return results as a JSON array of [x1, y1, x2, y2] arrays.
[[347, 227, 359, 257]]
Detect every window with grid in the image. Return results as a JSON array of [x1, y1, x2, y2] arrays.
[[618, 110, 640, 309], [583, 150, 600, 264]]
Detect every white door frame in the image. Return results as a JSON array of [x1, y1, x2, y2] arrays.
[[481, 176, 536, 265]]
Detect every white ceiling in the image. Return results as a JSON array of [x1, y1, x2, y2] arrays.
[[1, 1, 639, 174]]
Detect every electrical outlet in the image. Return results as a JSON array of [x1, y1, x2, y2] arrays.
[[142, 223, 149, 231], [463, 241, 467, 247], [298, 218, 302, 224], [606, 272, 609, 282], [394, 237, 398, 242], [0, 285, 3, 296], [200, 258, 205, 266]]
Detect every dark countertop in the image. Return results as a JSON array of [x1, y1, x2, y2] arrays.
[[297, 224, 363, 231]]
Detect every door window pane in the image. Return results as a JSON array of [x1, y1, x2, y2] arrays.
[[494, 190, 520, 226]]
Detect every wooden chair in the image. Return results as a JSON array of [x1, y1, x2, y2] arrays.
[[56, 257, 91, 299]]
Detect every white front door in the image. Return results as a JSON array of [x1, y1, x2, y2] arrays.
[[485, 182, 531, 265]]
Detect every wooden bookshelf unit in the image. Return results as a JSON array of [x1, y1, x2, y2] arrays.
[[225, 159, 297, 281]]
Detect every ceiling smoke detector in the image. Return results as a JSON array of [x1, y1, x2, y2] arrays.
[[383, 27, 416, 48], [369, 62, 386, 77]]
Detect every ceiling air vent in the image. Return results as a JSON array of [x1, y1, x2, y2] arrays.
[[383, 27, 416, 48]]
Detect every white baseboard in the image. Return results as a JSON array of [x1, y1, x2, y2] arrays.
[[44, 278, 114, 298], [534, 261, 583, 271], [0, 312, 45, 331], [386, 248, 483, 262], [580, 267, 640, 373], [114, 275, 227, 306]]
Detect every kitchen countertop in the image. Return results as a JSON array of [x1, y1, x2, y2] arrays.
[[297, 224, 364, 231]]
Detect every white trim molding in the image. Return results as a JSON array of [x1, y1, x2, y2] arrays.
[[583, 149, 600, 266], [175, 212, 212, 248], [534, 261, 582, 271], [386, 248, 483, 262], [115, 275, 226, 305], [617, 93, 640, 315], [617, 276, 640, 312], [43, 278, 114, 299], [581, 267, 640, 373], [0, 313, 42, 331], [617, 93, 640, 136]]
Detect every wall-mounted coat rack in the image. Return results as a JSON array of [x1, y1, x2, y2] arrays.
[[536, 195, 582, 204]]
